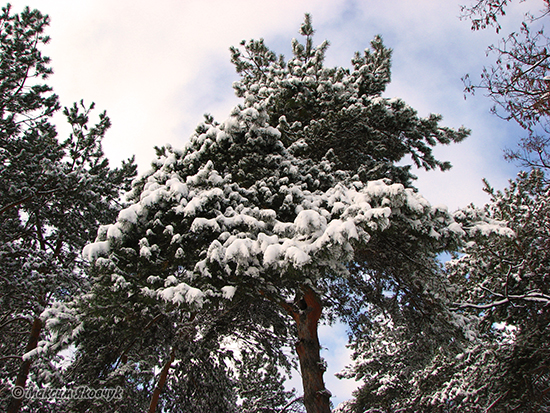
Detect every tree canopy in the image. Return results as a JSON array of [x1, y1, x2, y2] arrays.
[[71, 14, 472, 413], [7, 5, 547, 413], [0, 4, 136, 412], [448, 169, 550, 410]]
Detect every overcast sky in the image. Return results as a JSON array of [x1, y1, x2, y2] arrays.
[[6, 0, 537, 405]]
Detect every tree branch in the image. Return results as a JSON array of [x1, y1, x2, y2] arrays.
[[0, 187, 59, 216], [0, 316, 32, 331], [114, 312, 165, 369], [148, 348, 175, 413], [0, 355, 23, 362], [454, 291, 550, 310], [280, 395, 304, 412]]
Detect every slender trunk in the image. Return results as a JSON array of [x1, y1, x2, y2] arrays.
[[7, 317, 42, 413], [148, 349, 174, 413], [290, 287, 331, 413]]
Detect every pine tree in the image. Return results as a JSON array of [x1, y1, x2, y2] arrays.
[[340, 169, 550, 412], [236, 350, 302, 412], [77, 15, 470, 413], [333, 235, 471, 412], [230, 14, 469, 186], [446, 169, 550, 411], [0, 5, 137, 412]]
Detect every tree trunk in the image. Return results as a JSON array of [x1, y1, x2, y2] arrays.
[[148, 349, 174, 413], [290, 287, 331, 413], [7, 317, 42, 413]]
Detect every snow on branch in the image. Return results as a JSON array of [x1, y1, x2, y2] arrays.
[[454, 290, 550, 310]]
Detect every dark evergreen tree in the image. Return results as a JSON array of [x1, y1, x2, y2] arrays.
[[236, 350, 302, 412], [446, 169, 550, 411], [231, 14, 468, 186], [340, 169, 550, 412], [0, 4, 137, 412], [333, 229, 472, 412]]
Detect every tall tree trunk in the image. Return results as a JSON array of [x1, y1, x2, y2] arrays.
[[290, 287, 331, 413], [7, 317, 42, 413], [148, 349, 174, 413]]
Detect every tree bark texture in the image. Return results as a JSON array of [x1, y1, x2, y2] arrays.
[[289, 287, 331, 413], [7, 317, 42, 413]]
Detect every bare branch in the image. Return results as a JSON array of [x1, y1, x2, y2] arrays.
[[0, 316, 32, 331], [0, 355, 23, 362]]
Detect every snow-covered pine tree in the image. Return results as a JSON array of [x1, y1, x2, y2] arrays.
[[445, 169, 550, 411], [64, 274, 295, 412], [0, 5, 137, 412], [230, 14, 469, 186], [339, 170, 549, 412], [331, 240, 473, 412], [78, 15, 471, 413]]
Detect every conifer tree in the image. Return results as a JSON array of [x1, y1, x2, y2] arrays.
[[77, 15, 471, 413], [0, 4, 136, 412], [340, 170, 549, 412], [446, 169, 550, 411], [236, 350, 303, 412]]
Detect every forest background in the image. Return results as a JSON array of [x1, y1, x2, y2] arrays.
[[2, 0, 545, 408]]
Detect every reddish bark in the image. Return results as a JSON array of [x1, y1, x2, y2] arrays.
[[148, 349, 174, 413], [7, 317, 43, 413], [288, 287, 331, 413]]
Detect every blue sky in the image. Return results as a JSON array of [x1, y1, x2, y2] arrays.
[[6, 0, 537, 406]]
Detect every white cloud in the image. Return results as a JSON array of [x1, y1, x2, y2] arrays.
[[8, 0, 528, 202]]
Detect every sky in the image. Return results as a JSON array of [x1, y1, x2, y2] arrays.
[[5, 0, 538, 406]]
